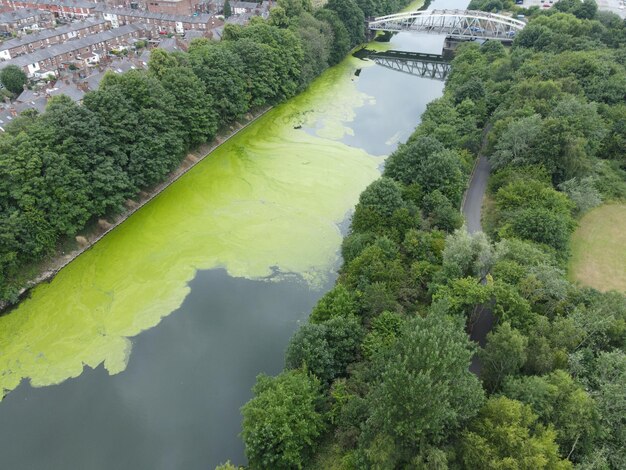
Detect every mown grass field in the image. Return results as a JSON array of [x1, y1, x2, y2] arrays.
[[569, 204, 626, 292]]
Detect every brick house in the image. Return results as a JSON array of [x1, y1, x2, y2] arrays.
[[97, 6, 222, 35], [0, 18, 108, 60], [147, 0, 199, 16], [0, 22, 149, 77], [0, 8, 54, 33], [0, 0, 98, 19]]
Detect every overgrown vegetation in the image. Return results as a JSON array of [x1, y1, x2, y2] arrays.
[[239, 2, 626, 469], [0, 0, 419, 304]]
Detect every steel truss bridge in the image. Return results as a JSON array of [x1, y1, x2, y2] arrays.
[[368, 50, 451, 81], [368, 9, 526, 42]]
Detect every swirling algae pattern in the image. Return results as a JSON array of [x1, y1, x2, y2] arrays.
[[0, 55, 383, 398]]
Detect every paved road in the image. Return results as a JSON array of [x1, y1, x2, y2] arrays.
[[462, 155, 496, 375], [462, 156, 491, 235]]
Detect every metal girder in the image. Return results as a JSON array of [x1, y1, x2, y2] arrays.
[[368, 9, 525, 41], [372, 56, 451, 80]]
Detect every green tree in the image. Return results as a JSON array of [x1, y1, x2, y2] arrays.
[[384, 135, 446, 185], [503, 371, 599, 462], [440, 228, 494, 280], [359, 314, 484, 465], [460, 397, 573, 470], [309, 284, 358, 323], [421, 190, 463, 232], [361, 310, 405, 359], [0, 65, 27, 94], [223, 0, 232, 17], [296, 12, 332, 87], [147, 48, 179, 79], [314, 8, 351, 65], [285, 316, 364, 384], [85, 70, 186, 190], [479, 322, 528, 392], [189, 43, 250, 124], [226, 38, 281, 108], [159, 66, 219, 147], [325, 0, 365, 47], [241, 370, 324, 469]]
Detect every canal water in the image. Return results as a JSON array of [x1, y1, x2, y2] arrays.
[[0, 2, 467, 468]]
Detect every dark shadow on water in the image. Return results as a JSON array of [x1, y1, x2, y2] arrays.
[[0, 269, 334, 469]]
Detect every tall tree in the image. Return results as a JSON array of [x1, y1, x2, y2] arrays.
[[359, 314, 484, 466], [325, 0, 366, 47], [0, 65, 27, 95], [241, 370, 325, 469], [461, 397, 573, 470], [189, 43, 250, 124]]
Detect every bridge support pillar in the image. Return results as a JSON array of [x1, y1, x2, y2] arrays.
[[442, 37, 471, 59]]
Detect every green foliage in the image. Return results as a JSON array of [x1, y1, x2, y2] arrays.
[[314, 9, 351, 65], [502, 371, 599, 461], [189, 43, 250, 124], [285, 316, 364, 384], [558, 177, 602, 215], [359, 314, 484, 465], [460, 397, 573, 469], [0, 65, 27, 94], [480, 322, 528, 392], [440, 228, 494, 280], [361, 310, 404, 359], [325, 0, 365, 47], [421, 190, 463, 232], [492, 179, 575, 252], [309, 284, 358, 323], [241, 370, 325, 469]]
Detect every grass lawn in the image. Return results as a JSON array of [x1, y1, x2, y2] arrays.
[[569, 203, 626, 292]]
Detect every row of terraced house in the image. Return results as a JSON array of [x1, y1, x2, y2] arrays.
[[0, 22, 148, 76]]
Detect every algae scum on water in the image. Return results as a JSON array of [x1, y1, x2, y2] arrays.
[[0, 55, 383, 398]]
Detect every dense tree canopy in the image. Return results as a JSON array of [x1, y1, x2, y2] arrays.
[[240, 5, 626, 469]]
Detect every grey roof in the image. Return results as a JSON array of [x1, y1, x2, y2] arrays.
[[108, 57, 137, 73], [97, 6, 214, 24], [82, 69, 105, 90], [0, 23, 148, 70], [0, 19, 107, 52], [157, 37, 180, 52], [0, 9, 50, 23], [14, 95, 47, 113], [47, 81, 84, 101], [24, 0, 97, 9], [0, 107, 16, 130], [81, 58, 140, 91], [184, 29, 204, 38], [138, 48, 150, 63], [231, 1, 261, 9], [16, 87, 37, 102]]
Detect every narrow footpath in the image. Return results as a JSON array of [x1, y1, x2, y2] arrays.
[[462, 152, 496, 374]]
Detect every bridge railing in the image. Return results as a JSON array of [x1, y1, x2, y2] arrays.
[[368, 9, 526, 41]]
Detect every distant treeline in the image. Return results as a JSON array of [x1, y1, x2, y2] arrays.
[[236, 3, 626, 469], [0, 0, 416, 304]]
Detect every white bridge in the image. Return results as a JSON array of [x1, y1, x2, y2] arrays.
[[368, 9, 526, 41]]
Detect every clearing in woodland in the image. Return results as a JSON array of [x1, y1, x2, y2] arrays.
[[569, 204, 626, 292]]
